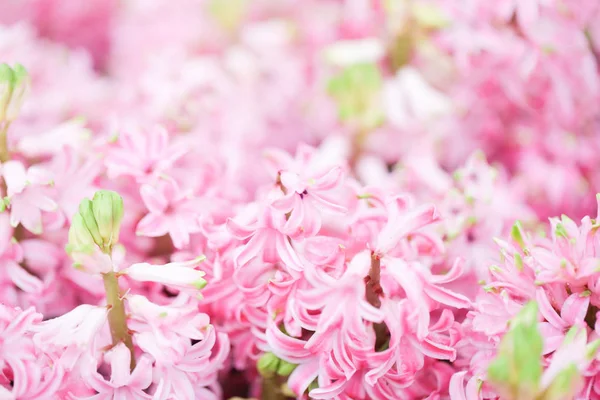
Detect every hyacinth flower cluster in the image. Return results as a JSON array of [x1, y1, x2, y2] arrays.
[[3, 188, 228, 399], [1, 0, 600, 399]]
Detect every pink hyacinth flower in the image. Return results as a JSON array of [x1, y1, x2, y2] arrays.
[[0, 305, 63, 399], [105, 125, 188, 183], [266, 145, 348, 239], [123, 256, 208, 294], [76, 343, 154, 400], [226, 200, 305, 274], [2, 160, 58, 234], [371, 195, 439, 258], [136, 177, 202, 249]]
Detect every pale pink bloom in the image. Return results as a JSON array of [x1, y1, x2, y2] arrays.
[[122, 256, 207, 293], [532, 214, 600, 286], [449, 370, 485, 400], [226, 200, 305, 273], [76, 344, 153, 400], [385, 258, 470, 340], [295, 251, 384, 352], [536, 289, 590, 354], [16, 118, 93, 158], [138, 326, 229, 400], [383, 67, 453, 129], [540, 326, 594, 390], [45, 147, 101, 223], [482, 241, 537, 299], [0, 213, 45, 303], [105, 125, 188, 183], [3, 160, 58, 234], [371, 195, 439, 258], [33, 304, 108, 370], [470, 291, 525, 337], [0, 305, 63, 399], [127, 294, 211, 345], [265, 144, 348, 239], [136, 177, 202, 249], [69, 246, 114, 276]]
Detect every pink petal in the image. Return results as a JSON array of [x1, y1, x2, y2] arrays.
[[312, 166, 343, 191], [106, 343, 132, 387], [3, 161, 27, 195], [310, 377, 347, 399], [449, 372, 468, 400], [265, 323, 312, 362], [225, 217, 256, 240], [419, 338, 457, 361], [6, 262, 43, 293], [280, 171, 302, 192], [169, 215, 191, 249], [263, 149, 294, 177], [287, 359, 319, 396], [271, 193, 297, 213], [309, 193, 347, 214], [235, 231, 268, 267], [140, 184, 168, 214], [136, 214, 170, 238], [561, 293, 590, 326], [536, 288, 566, 330], [424, 284, 471, 309], [275, 233, 304, 272]]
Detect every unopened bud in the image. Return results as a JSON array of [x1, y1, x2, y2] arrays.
[[276, 359, 297, 376], [67, 213, 96, 254], [488, 301, 543, 398], [257, 352, 280, 378], [92, 190, 123, 250], [68, 190, 124, 254], [0, 63, 29, 122]]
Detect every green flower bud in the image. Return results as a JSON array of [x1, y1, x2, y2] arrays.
[[0, 63, 29, 122], [554, 223, 569, 239], [67, 212, 96, 254], [208, 0, 247, 31], [307, 379, 319, 392], [510, 221, 526, 249], [276, 360, 297, 377], [92, 190, 124, 252], [68, 190, 124, 255], [411, 3, 449, 29], [488, 301, 543, 399], [257, 352, 280, 378], [78, 198, 103, 246], [5, 63, 29, 122], [0, 63, 14, 121], [327, 63, 383, 130], [540, 364, 580, 400]]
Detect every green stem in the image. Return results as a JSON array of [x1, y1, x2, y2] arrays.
[[102, 270, 136, 371], [0, 121, 10, 163], [261, 376, 288, 400]]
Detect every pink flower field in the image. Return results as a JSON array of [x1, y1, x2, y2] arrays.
[[1, 0, 600, 399]]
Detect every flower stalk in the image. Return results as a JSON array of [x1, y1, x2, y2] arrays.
[[366, 253, 389, 349], [0, 121, 10, 163], [103, 269, 136, 371]]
